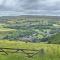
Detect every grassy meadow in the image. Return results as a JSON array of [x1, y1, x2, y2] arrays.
[[0, 40, 60, 60]]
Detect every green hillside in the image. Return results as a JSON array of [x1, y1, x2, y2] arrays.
[[0, 40, 60, 60], [0, 16, 60, 60]]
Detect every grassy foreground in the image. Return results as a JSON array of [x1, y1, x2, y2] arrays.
[[0, 40, 60, 60]]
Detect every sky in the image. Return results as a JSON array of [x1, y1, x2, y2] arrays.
[[0, 0, 60, 16]]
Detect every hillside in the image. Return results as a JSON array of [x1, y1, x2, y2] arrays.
[[0, 40, 60, 60], [0, 16, 60, 60]]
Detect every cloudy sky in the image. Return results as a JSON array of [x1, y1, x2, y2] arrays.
[[0, 0, 60, 16]]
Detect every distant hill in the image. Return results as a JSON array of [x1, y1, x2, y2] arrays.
[[0, 15, 60, 20]]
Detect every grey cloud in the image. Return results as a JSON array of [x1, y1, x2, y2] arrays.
[[0, 0, 60, 16]]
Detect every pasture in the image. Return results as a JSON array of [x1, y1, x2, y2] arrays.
[[0, 40, 60, 60]]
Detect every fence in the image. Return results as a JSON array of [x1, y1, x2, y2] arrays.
[[0, 48, 42, 58]]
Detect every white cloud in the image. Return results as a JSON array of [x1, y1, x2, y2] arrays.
[[0, 0, 4, 5], [4, 0, 17, 7]]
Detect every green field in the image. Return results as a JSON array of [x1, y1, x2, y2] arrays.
[[0, 40, 60, 60]]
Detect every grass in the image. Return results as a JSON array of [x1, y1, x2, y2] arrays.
[[0, 40, 60, 60], [0, 28, 16, 32]]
